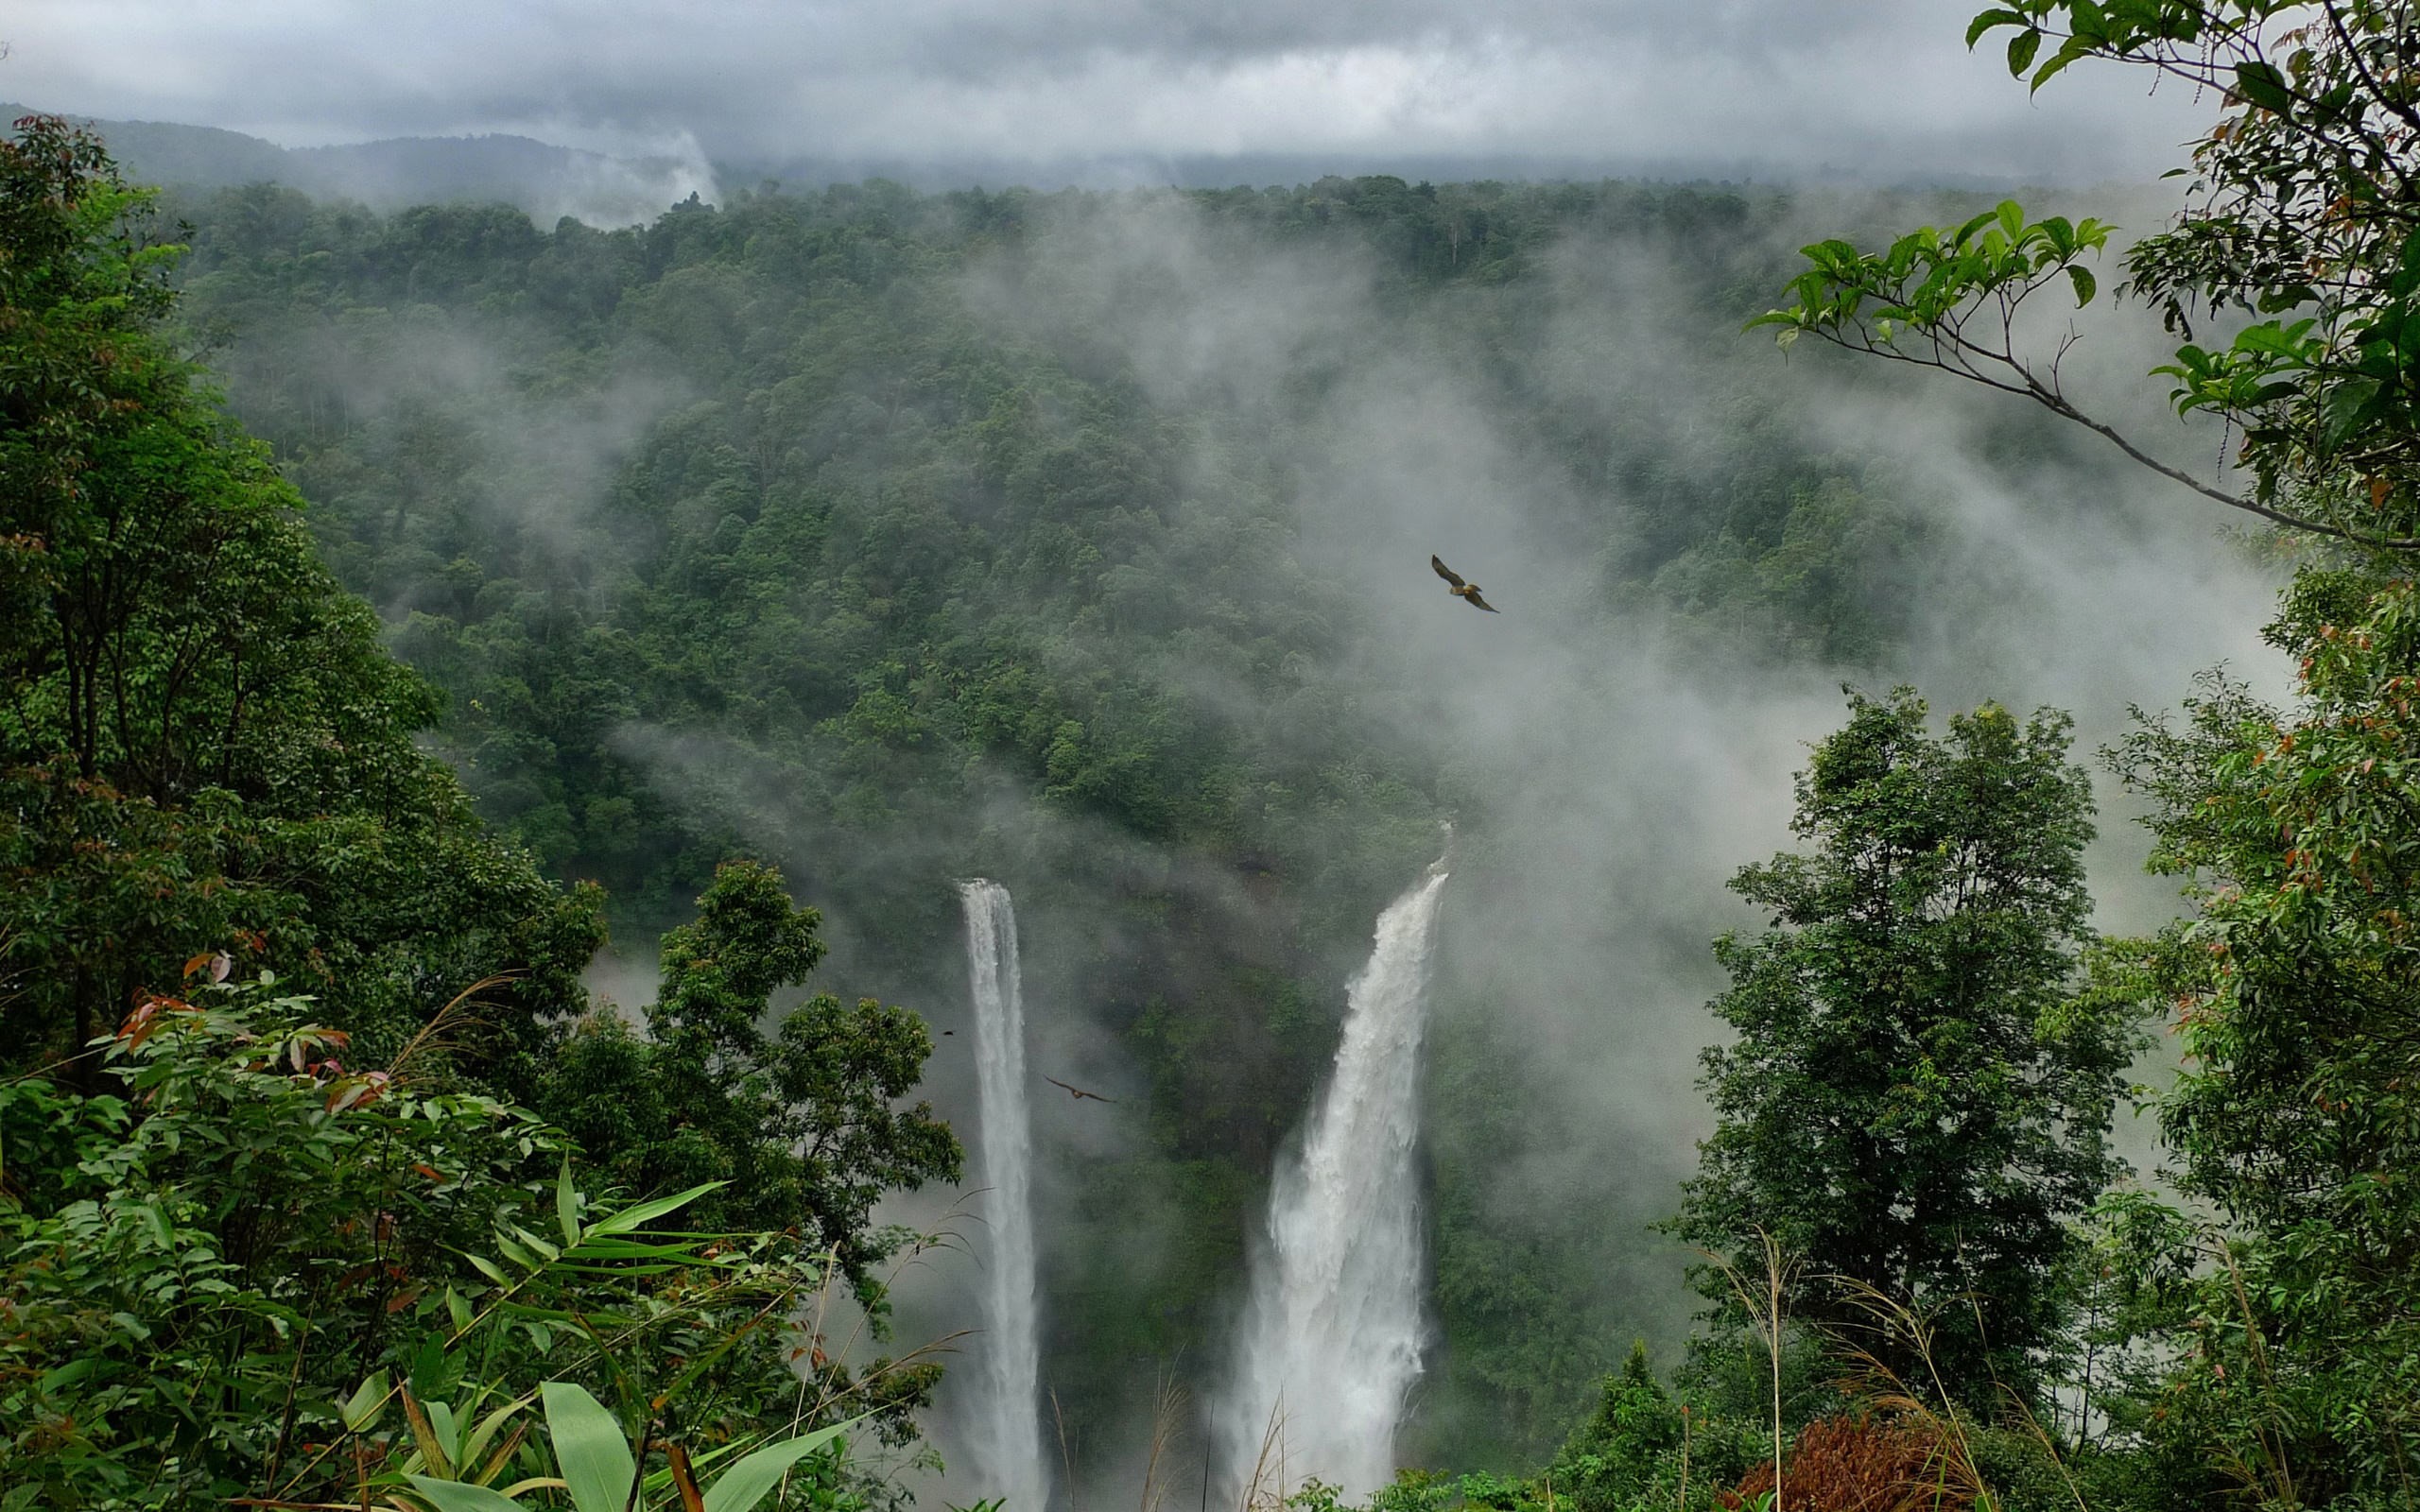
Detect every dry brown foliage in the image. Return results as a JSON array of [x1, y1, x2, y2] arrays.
[[1717, 1414, 1969, 1512]]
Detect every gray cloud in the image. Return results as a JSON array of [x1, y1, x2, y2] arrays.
[[12, 0, 2207, 182]]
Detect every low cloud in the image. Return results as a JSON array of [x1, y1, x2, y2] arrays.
[[13, 0, 2205, 183]]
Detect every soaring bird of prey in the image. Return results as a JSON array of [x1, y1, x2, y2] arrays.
[[1431, 555, 1500, 613], [1044, 1074, 1117, 1104]]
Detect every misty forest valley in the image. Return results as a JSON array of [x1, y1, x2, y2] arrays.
[[9, 4, 2420, 1511]]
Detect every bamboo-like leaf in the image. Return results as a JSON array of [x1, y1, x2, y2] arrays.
[[344, 1370, 390, 1432], [459, 1393, 537, 1480], [585, 1180, 728, 1238], [497, 1479, 570, 1501], [666, 1444, 709, 1512], [400, 1385, 456, 1478], [562, 1237, 708, 1261], [700, 1415, 869, 1512], [542, 1383, 637, 1512], [556, 1160, 581, 1248], [430, 1401, 463, 1468], [406, 1476, 529, 1512], [473, 1423, 531, 1486]]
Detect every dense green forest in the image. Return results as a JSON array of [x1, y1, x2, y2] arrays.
[[151, 160, 2009, 1466], [9, 0, 2420, 1505]]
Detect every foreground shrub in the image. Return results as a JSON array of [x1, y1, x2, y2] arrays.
[[1719, 1414, 1964, 1512], [0, 974, 925, 1511]]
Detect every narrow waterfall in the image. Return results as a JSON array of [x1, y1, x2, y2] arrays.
[[958, 880, 1048, 1512], [1222, 861, 1451, 1503]]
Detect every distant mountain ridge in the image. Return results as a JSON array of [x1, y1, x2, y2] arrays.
[[2, 103, 717, 226], [6, 102, 2063, 224]]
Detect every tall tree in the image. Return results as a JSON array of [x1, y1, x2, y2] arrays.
[[1754, 0, 2420, 549], [1744, 0, 2420, 1494], [542, 860, 961, 1296], [2108, 573, 2420, 1502], [0, 114, 601, 1085], [1670, 689, 2140, 1406]]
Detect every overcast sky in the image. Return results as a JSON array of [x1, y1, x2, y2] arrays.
[[9, 0, 2211, 182]]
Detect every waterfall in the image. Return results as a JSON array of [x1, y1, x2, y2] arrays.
[[1222, 861, 1451, 1504], [959, 880, 1048, 1512]]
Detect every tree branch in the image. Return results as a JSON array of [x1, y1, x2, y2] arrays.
[[1804, 326, 2420, 549]]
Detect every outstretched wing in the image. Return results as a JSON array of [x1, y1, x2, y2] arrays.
[[1044, 1074, 1117, 1103], [1463, 590, 1499, 613], [1430, 554, 1466, 588]]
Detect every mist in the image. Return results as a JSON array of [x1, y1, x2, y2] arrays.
[[826, 185, 2274, 1495], [161, 161, 2290, 1507], [8, 0, 2209, 184]]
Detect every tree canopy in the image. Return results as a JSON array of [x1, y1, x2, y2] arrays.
[[1756, 0, 2420, 548], [542, 860, 961, 1295], [1, 118, 962, 1512], [1748, 1, 2420, 1501], [0, 114, 603, 1091], [1670, 689, 2139, 1406]]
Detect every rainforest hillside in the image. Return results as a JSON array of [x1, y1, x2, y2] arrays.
[[11, 1, 2420, 1507], [154, 170, 2265, 1469]]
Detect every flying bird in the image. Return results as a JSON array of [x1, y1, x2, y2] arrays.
[[1431, 555, 1500, 613], [1044, 1074, 1117, 1104]]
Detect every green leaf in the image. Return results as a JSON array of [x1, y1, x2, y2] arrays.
[[430, 1400, 464, 1467], [344, 1369, 390, 1432], [409, 1334, 454, 1402], [2392, 226, 2420, 299], [464, 1252, 510, 1288], [2234, 319, 2318, 359], [2068, 266, 2097, 306], [701, 1416, 869, 1512], [2006, 26, 2042, 76], [2234, 60, 2293, 113], [1965, 7, 2028, 46], [585, 1180, 729, 1237], [406, 1476, 532, 1512], [460, 1394, 537, 1481], [2031, 41, 2086, 93], [543, 1382, 637, 1512], [556, 1160, 581, 1248], [37, 1358, 96, 1393]]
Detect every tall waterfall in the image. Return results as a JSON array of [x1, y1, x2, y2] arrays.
[[1222, 861, 1451, 1503], [958, 880, 1048, 1512]]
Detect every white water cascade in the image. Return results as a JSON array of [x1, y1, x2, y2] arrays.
[[958, 880, 1049, 1512], [1221, 860, 1451, 1504]]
